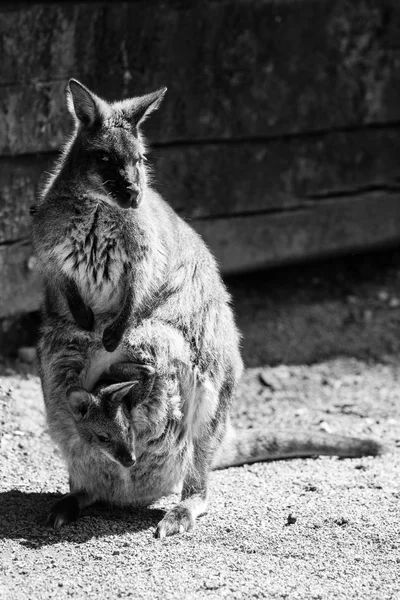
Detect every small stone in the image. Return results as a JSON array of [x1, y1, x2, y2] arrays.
[[259, 371, 277, 390], [319, 421, 332, 434], [389, 297, 400, 309], [112, 550, 120, 556], [378, 290, 389, 302], [18, 347, 37, 364], [275, 365, 291, 379], [286, 513, 297, 526], [363, 309, 373, 323], [304, 484, 318, 492], [27, 256, 38, 272], [334, 517, 349, 526]]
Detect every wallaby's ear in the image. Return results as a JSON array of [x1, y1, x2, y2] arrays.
[[125, 87, 167, 127], [66, 79, 105, 127], [66, 386, 93, 421]]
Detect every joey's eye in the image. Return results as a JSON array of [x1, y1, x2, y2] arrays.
[[97, 434, 110, 443]]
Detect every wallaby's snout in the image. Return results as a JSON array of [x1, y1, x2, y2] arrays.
[[99, 159, 144, 210], [127, 185, 142, 209], [114, 185, 140, 210], [122, 159, 143, 208], [118, 182, 142, 209]]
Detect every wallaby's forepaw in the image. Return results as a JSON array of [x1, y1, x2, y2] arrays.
[[74, 305, 94, 332], [154, 506, 194, 539], [102, 327, 122, 353], [46, 496, 80, 529]]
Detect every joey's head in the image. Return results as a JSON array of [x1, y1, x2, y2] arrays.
[[66, 381, 141, 468], [64, 78, 167, 209]]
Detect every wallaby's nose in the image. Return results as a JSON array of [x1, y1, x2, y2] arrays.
[[128, 186, 141, 208]]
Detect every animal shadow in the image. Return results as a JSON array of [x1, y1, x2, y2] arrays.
[[0, 489, 165, 549]]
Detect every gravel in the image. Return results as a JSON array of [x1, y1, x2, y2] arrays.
[[0, 354, 399, 600]]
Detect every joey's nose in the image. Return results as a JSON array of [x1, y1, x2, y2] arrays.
[[119, 454, 136, 468]]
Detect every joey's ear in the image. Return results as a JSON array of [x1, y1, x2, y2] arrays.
[[66, 79, 106, 127], [66, 386, 93, 421], [103, 381, 138, 409], [107, 362, 156, 406], [126, 87, 167, 127]]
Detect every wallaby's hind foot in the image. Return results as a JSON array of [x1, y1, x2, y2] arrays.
[[154, 506, 195, 539], [155, 464, 209, 539], [46, 492, 93, 529]]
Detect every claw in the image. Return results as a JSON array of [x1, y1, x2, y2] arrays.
[[75, 306, 94, 331], [154, 506, 194, 539], [46, 495, 80, 529], [102, 329, 120, 353]]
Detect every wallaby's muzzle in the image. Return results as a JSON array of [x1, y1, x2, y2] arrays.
[[127, 185, 142, 209], [111, 182, 142, 210]]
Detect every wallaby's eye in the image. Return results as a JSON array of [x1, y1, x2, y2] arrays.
[[133, 155, 145, 166], [95, 151, 111, 163], [97, 433, 110, 443]]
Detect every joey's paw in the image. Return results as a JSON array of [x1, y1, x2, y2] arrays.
[[46, 496, 80, 529], [102, 327, 121, 353], [74, 306, 94, 331], [154, 506, 194, 539]]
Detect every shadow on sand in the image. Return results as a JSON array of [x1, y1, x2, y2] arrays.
[[0, 489, 165, 549]]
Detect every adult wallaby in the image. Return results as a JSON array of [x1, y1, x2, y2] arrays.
[[34, 78, 244, 537], [34, 80, 382, 538]]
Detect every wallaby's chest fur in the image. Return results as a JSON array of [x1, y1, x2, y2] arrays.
[[52, 203, 129, 313]]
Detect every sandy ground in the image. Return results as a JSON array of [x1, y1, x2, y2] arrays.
[[1, 251, 400, 599]]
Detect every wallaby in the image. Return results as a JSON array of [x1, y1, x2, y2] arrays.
[[34, 80, 382, 539], [32, 78, 169, 352], [34, 77, 245, 537], [46, 357, 382, 537]]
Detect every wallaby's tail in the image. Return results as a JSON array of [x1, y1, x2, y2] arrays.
[[212, 425, 383, 469]]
